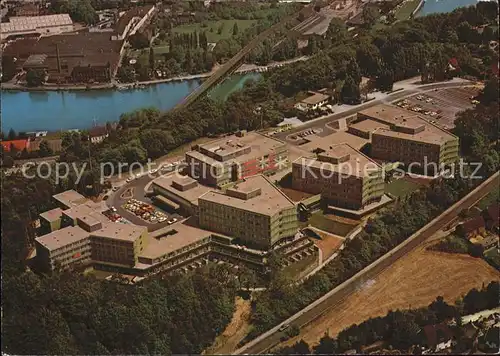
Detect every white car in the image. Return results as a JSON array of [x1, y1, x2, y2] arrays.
[[126, 178, 132, 183], [167, 218, 178, 225], [112, 186, 119, 191], [279, 324, 290, 332]]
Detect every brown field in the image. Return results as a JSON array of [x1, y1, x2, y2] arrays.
[[312, 229, 345, 260], [203, 297, 252, 355], [281, 245, 499, 348]]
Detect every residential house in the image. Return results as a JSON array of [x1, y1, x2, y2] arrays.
[[89, 126, 108, 144], [295, 90, 330, 111], [457, 216, 486, 239], [483, 203, 499, 232], [1, 138, 30, 152]]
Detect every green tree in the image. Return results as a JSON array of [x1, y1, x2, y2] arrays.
[[51, 0, 98, 25], [38, 140, 53, 157], [1, 56, 17, 83], [314, 333, 338, 354], [129, 32, 149, 50], [362, 6, 379, 28], [26, 69, 45, 87], [232, 22, 239, 36], [149, 47, 155, 70], [7, 128, 17, 140], [340, 76, 361, 105]]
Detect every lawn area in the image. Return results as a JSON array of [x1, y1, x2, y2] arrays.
[[484, 247, 500, 269], [476, 189, 500, 210], [171, 19, 257, 43], [394, 0, 422, 21], [282, 254, 318, 281], [130, 44, 171, 65], [301, 212, 358, 237], [385, 178, 421, 198]]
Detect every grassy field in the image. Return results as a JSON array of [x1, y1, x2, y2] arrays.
[[484, 247, 500, 269], [385, 178, 421, 198], [281, 245, 499, 348], [394, 0, 422, 21], [302, 212, 358, 237], [282, 254, 319, 281], [172, 19, 257, 43]]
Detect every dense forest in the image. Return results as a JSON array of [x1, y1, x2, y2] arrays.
[[274, 281, 499, 354], [1, 174, 237, 355]]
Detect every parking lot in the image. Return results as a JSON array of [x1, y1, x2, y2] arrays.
[[107, 167, 185, 230], [122, 198, 176, 224], [393, 86, 480, 130]]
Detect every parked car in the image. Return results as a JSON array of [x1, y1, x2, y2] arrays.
[[279, 324, 290, 332], [167, 217, 178, 225]]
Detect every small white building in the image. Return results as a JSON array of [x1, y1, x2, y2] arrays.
[[295, 91, 330, 112], [89, 126, 108, 144]]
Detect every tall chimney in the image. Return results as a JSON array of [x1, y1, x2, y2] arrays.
[[55, 43, 61, 73]]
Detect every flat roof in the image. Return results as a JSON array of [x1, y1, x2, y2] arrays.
[[358, 104, 456, 144], [36, 225, 90, 251], [92, 223, 147, 242], [359, 104, 427, 129], [114, 5, 154, 35], [301, 131, 369, 152], [349, 119, 389, 134], [62, 204, 109, 223], [53, 190, 88, 208], [199, 175, 295, 216], [152, 174, 212, 206], [186, 132, 286, 166], [295, 143, 382, 178], [373, 126, 455, 145], [301, 92, 330, 105], [40, 207, 63, 222], [141, 220, 212, 260], [2, 14, 73, 34]]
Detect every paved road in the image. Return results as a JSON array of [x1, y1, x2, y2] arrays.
[[234, 172, 499, 355], [274, 80, 475, 142], [106, 172, 182, 232]]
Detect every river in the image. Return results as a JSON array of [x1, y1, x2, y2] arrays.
[[1, 73, 260, 133], [417, 0, 493, 17], [1, 0, 493, 133]]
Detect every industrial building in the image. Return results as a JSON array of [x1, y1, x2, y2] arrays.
[[3, 31, 123, 83], [355, 104, 459, 173], [1, 14, 74, 41], [112, 5, 155, 40], [185, 131, 289, 187], [198, 175, 299, 250], [292, 143, 384, 210]]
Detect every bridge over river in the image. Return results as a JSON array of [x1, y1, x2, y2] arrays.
[[174, 3, 324, 110]]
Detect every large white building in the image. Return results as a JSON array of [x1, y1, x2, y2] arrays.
[[1, 14, 74, 40]]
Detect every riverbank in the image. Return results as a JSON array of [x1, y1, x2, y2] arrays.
[[1, 56, 308, 93]]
